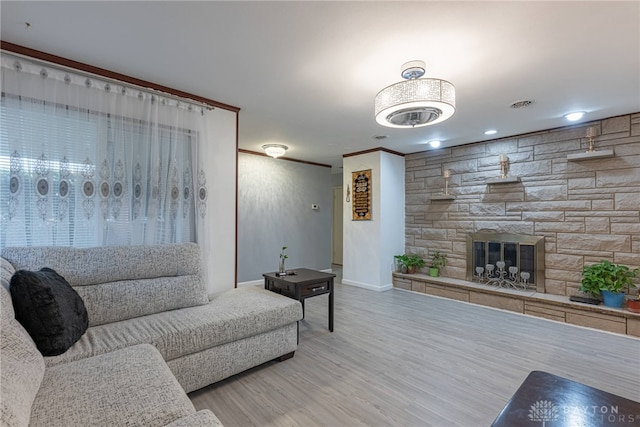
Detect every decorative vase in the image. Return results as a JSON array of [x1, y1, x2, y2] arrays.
[[601, 290, 625, 308], [429, 267, 439, 277], [279, 259, 286, 274]]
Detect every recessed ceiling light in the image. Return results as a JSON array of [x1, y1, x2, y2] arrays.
[[428, 140, 441, 148], [564, 111, 585, 122], [484, 129, 498, 135]]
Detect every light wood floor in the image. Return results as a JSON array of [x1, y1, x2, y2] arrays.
[[189, 279, 640, 426]]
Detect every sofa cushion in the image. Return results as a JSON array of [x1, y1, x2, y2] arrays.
[[74, 275, 209, 326], [1, 243, 210, 326], [0, 285, 46, 427], [29, 344, 196, 427], [10, 268, 88, 356], [1, 242, 204, 286], [45, 286, 302, 367]]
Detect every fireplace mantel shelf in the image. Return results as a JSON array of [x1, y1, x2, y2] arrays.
[[392, 272, 640, 337]]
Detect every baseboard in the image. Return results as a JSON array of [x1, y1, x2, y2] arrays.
[[342, 279, 392, 292], [237, 279, 262, 288]]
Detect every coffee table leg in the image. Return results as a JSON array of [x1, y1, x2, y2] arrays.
[[329, 278, 334, 332]]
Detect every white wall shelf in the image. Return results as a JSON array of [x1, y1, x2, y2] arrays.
[[485, 177, 521, 185], [429, 195, 456, 201], [566, 149, 615, 161]]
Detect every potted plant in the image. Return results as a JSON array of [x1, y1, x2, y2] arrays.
[[405, 255, 426, 274], [279, 246, 288, 275], [394, 254, 409, 273], [394, 254, 425, 274], [429, 251, 448, 277], [579, 260, 638, 308], [627, 290, 640, 313]]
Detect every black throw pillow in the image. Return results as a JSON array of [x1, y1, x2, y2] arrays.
[[10, 268, 88, 356]]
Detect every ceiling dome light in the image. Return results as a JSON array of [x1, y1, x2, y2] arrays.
[[262, 144, 288, 158], [564, 111, 585, 122], [375, 60, 455, 128], [484, 129, 498, 135], [428, 140, 441, 148]]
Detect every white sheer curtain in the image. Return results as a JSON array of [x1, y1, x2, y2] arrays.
[[1, 53, 211, 249]]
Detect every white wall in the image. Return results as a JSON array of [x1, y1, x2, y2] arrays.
[[343, 151, 404, 291], [200, 108, 237, 296], [379, 152, 406, 287]]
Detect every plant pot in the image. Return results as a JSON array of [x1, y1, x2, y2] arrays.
[[429, 267, 439, 277], [406, 266, 416, 274], [627, 298, 640, 313], [601, 290, 625, 308]]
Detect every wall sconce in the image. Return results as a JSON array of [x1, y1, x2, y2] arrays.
[[499, 154, 509, 179], [443, 169, 451, 195], [262, 144, 288, 158], [346, 184, 351, 202]]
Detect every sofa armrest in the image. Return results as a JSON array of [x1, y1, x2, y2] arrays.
[[164, 410, 224, 427]]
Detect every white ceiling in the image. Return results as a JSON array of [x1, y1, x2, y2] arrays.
[[2, 1, 639, 172]]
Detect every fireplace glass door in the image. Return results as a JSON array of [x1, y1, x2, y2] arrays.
[[467, 232, 545, 292]]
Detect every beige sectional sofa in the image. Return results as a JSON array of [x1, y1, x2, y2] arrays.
[[1, 243, 302, 426]]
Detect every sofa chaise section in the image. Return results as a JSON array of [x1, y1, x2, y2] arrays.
[[1, 243, 303, 393], [44, 286, 301, 392]]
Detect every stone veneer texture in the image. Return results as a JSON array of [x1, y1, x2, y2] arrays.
[[405, 113, 640, 296]]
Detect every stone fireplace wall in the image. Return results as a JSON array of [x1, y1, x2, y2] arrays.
[[405, 113, 640, 297]]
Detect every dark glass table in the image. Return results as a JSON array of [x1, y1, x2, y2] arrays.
[[492, 370, 640, 426]]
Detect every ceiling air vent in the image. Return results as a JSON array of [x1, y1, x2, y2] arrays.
[[510, 100, 534, 109]]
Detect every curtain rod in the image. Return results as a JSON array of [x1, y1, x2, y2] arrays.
[[0, 41, 240, 113], [2, 50, 214, 112]]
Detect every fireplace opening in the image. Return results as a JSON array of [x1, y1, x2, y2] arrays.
[[466, 232, 545, 292]]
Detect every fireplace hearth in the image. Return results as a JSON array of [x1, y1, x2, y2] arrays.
[[466, 232, 545, 293]]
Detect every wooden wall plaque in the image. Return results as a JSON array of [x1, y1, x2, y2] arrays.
[[352, 169, 372, 220]]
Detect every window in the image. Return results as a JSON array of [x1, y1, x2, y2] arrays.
[[1, 56, 204, 249]]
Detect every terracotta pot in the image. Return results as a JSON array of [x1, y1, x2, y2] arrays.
[[627, 298, 640, 313]]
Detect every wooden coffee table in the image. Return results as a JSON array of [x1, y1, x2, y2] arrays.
[[492, 370, 640, 426], [263, 268, 335, 333]]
